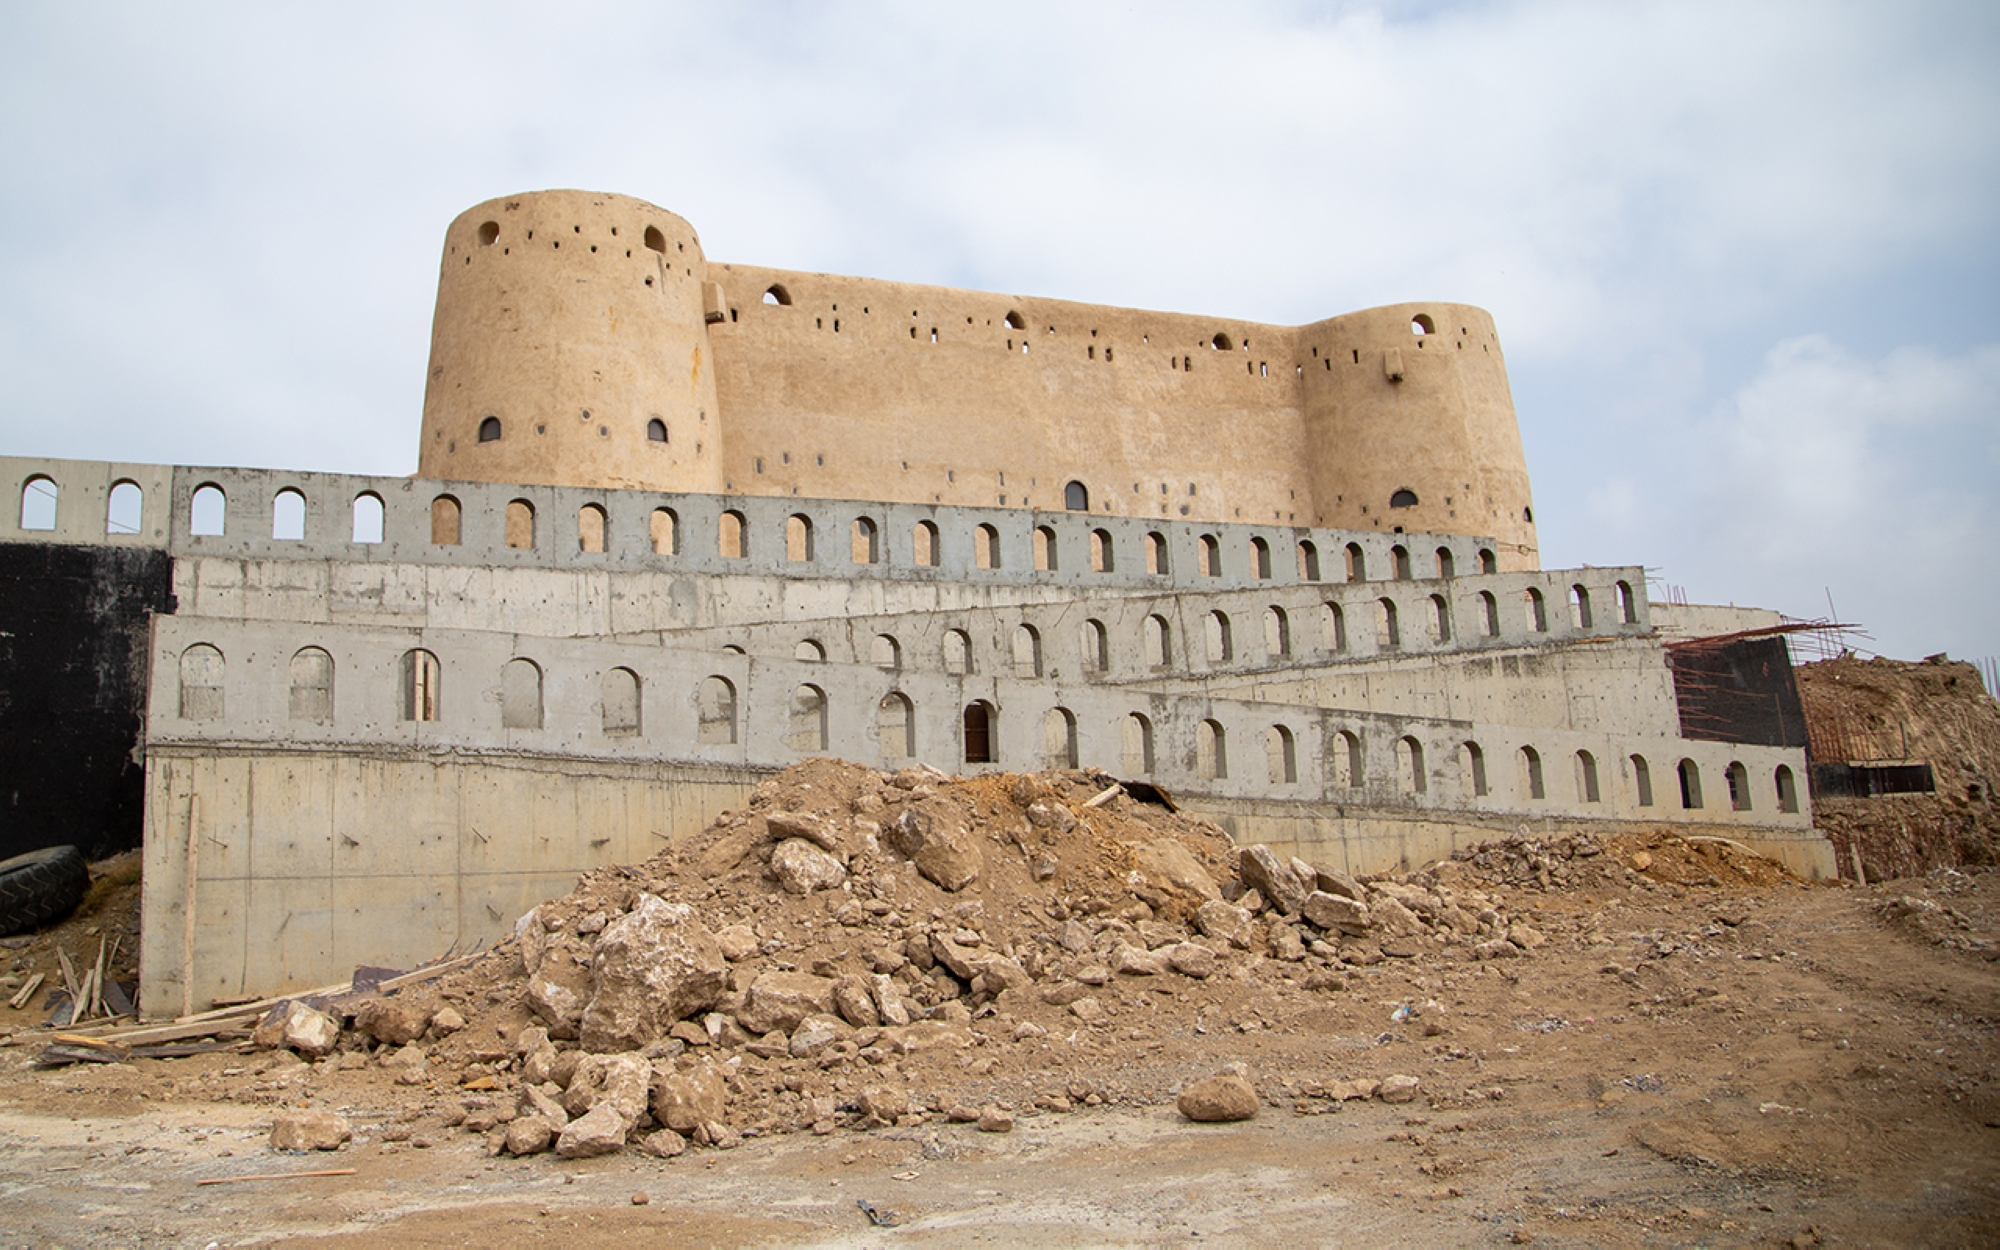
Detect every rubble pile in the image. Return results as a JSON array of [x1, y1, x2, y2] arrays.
[[243, 760, 1569, 1158]]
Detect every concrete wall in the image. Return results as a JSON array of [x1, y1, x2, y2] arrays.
[[413, 190, 1539, 566]]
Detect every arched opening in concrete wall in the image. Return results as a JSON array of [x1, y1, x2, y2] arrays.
[[1726, 760, 1751, 811], [1090, 528, 1114, 573], [1435, 547, 1455, 579], [351, 493, 385, 545], [506, 499, 535, 550], [1012, 624, 1043, 678], [1265, 606, 1291, 659], [1297, 540, 1321, 582], [1081, 619, 1109, 673], [1462, 741, 1488, 797], [602, 667, 641, 736], [1617, 581, 1637, 625], [872, 634, 901, 671], [288, 647, 333, 724], [1576, 750, 1601, 803], [1004, 311, 1026, 330], [272, 488, 306, 541], [963, 701, 997, 764], [852, 517, 879, 565], [651, 507, 679, 555], [1375, 598, 1400, 650], [1630, 754, 1654, 807], [1210, 332, 1234, 351], [190, 483, 226, 536], [1390, 489, 1419, 510], [647, 418, 668, 443], [719, 510, 747, 559], [974, 524, 1001, 570], [178, 643, 223, 721], [1776, 764, 1799, 813], [106, 480, 142, 536], [644, 225, 667, 254], [1251, 536, 1272, 580], [1199, 534, 1221, 577], [1391, 545, 1412, 580], [1525, 587, 1547, 632], [787, 514, 815, 563], [1345, 542, 1366, 582], [431, 495, 461, 546], [914, 521, 940, 567], [1323, 602, 1348, 653], [1145, 614, 1172, 669], [1033, 526, 1057, 572], [578, 503, 608, 553], [788, 684, 829, 753], [1519, 745, 1545, 800], [1411, 314, 1435, 335], [1571, 584, 1593, 630], [1398, 736, 1426, 794], [697, 676, 737, 745], [1204, 611, 1233, 665], [1198, 719, 1228, 781], [1145, 532, 1169, 575], [944, 629, 973, 676], [478, 416, 502, 443], [794, 639, 826, 663], [1479, 549, 1498, 575], [1122, 713, 1154, 775], [1480, 591, 1500, 637], [477, 221, 499, 246], [1042, 707, 1079, 769], [1266, 724, 1298, 785], [1678, 758, 1703, 809], [401, 649, 440, 722], [763, 284, 792, 306], [1333, 730, 1363, 789], [1430, 593, 1452, 644], [501, 658, 543, 730], [1064, 481, 1089, 511], [878, 692, 914, 760]]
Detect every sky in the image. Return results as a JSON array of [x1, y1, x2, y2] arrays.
[[1, 1, 1995, 665]]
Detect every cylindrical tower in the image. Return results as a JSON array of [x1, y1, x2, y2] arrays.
[[418, 190, 725, 494], [1296, 302, 1538, 569]]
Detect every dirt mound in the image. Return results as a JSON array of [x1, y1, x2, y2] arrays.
[[1448, 826, 1798, 893], [1797, 655, 2000, 878], [220, 759, 1559, 1158]]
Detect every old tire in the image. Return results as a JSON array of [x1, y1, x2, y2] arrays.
[[0, 846, 90, 937]]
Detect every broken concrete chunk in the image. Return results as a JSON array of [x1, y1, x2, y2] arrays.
[[769, 837, 848, 894], [1237, 845, 1308, 916], [577, 894, 728, 1053], [252, 1000, 341, 1058], [885, 807, 983, 892], [1301, 891, 1372, 934]]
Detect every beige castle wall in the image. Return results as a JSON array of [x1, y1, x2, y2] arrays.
[[416, 191, 1541, 568]]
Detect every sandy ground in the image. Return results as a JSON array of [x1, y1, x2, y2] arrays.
[[2, 864, 1995, 1248]]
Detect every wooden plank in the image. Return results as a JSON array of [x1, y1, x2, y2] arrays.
[[197, 1168, 356, 1186], [181, 793, 200, 1019], [7, 972, 45, 1010]]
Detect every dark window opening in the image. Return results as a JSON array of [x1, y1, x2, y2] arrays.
[[644, 226, 666, 254], [647, 418, 668, 442], [478, 416, 502, 443], [1390, 489, 1419, 509], [1064, 480, 1089, 511]]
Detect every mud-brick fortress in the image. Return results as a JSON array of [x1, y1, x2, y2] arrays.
[[0, 190, 1831, 1016]]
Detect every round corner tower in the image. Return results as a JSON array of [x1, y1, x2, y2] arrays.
[[418, 190, 725, 494], [1296, 302, 1538, 570]]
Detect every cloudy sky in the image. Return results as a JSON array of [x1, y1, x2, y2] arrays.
[[2, 2, 1994, 664]]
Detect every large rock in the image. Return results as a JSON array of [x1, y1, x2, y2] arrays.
[[833, 977, 880, 1028], [929, 932, 988, 981], [271, 1109, 351, 1151], [1236, 845, 1308, 916], [769, 838, 848, 894], [1379, 1074, 1422, 1104], [735, 971, 839, 1036], [252, 1000, 340, 1058], [1130, 841, 1219, 901], [561, 1053, 651, 1127], [650, 1064, 728, 1134], [517, 1026, 558, 1084], [870, 974, 912, 1027], [788, 1014, 850, 1057], [1301, 891, 1372, 935], [1193, 899, 1254, 950], [520, 915, 595, 1039], [353, 996, 428, 1046], [715, 924, 760, 962], [503, 1115, 558, 1156], [766, 810, 840, 851], [885, 807, 983, 892], [555, 1102, 630, 1158], [1165, 942, 1219, 979], [1111, 944, 1167, 976], [577, 894, 728, 1052], [1177, 1074, 1259, 1122], [1310, 865, 1368, 903]]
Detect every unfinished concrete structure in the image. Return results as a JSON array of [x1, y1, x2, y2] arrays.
[[0, 190, 1832, 1015]]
